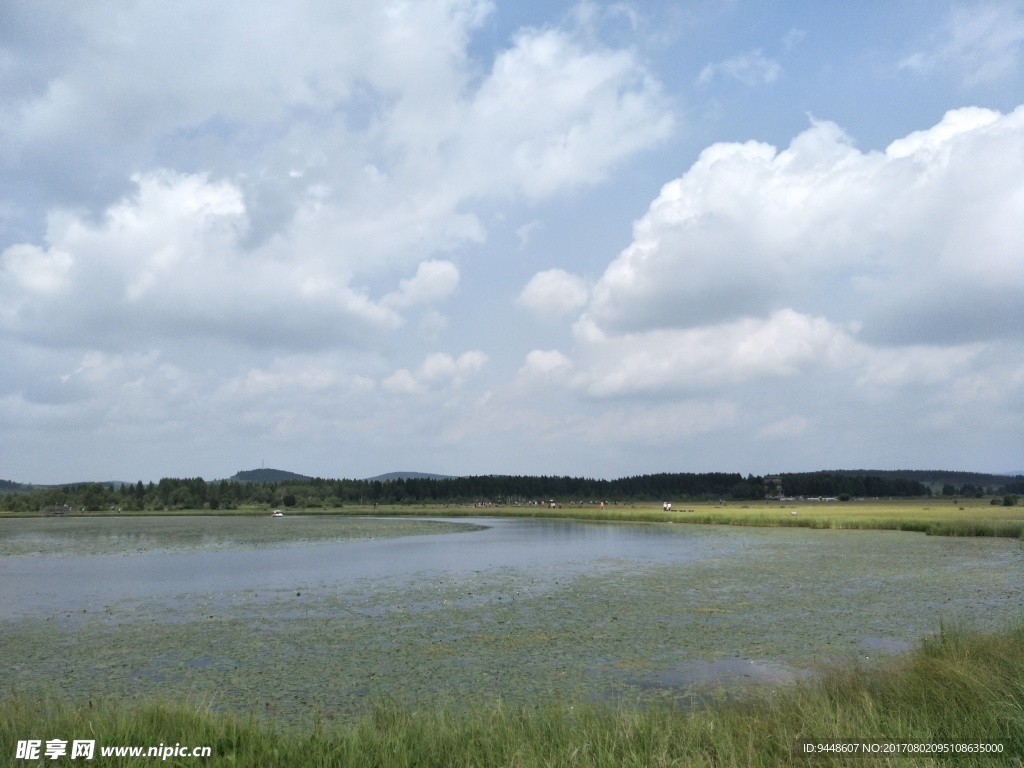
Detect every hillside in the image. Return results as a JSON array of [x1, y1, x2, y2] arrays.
[[364, 471, 457, 482], [228, 468, 315, 483]]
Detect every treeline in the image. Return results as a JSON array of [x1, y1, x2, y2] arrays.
[[825, 469, 1024, 493], [0, 479, 29, 494], [0, 470, 967, 513], [778, 472, 931, 498], [0, 473, 758, 512]]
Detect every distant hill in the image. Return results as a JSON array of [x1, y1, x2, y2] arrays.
[[364, 471, 457, 482], [228, 468, 315, 483], [227, 469, 455, 483], [0, 479, 31, 494]]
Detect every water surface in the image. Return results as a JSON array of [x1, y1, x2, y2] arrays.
[[1, 515, 1021, 720]]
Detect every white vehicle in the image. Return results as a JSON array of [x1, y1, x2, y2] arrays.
[[270, 510, 284, 517]]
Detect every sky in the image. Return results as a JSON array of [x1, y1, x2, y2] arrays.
[[1, 0, 1023, 484]]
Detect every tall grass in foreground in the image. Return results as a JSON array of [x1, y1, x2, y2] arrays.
[[2, 622, 1022, 767]]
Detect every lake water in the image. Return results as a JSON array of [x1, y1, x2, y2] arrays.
[[2, 515, 1022, 719], [0, 516, 736, 619]]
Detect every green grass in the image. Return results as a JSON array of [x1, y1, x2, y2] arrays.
[[3, 621, 1022, 767]]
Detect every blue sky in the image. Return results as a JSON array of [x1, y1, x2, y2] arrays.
[[1, 0, 1023, 483]]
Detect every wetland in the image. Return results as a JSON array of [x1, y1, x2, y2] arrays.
[[1, 515, 1023, 724]]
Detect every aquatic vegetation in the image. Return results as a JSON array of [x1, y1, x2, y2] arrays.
[[2, 524, 1021, 725], [2, 620, 1022, 766]]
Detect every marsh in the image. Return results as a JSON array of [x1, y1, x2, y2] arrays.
[[1, 516, 1021, 722]]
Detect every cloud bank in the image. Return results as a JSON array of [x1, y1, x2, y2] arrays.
[[518, 106, 1023, 466]]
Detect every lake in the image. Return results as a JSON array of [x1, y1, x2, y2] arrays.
[[1, 515, 1022, 721]]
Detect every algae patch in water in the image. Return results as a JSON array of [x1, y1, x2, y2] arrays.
[[2, 525, 1023, 723]]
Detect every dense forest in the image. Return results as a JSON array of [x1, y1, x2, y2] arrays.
[[6, 470, 1017, 513], [2, 469, 1020, 513]]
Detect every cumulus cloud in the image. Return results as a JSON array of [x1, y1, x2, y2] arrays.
[[0, 172, 405, 350], [570, 310, 852, 397], [517, 268, 590, 318], [503, 103, 1024, 471], [457, 26, 673, 199], [0, 0, 672, 356], [382, 351, 488, 395], [0, 0, 671, 238], [582, 106, 1024, 346], [4, 2, 1020, 481]]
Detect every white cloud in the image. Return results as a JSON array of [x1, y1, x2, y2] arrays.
[[852, 344, 984, 392], [517, 268, 590, 318], [515, 219, 543, 249], [383, 260, 460, 308], [515, 349, 575, 390], [583, 106, 1024, 346], [697, 49, 781, 86], [899, 2, 1024, 85], [0, 243, 71, 296], [571, 310, 851, 397], [2, 2, 1022, 482], [0, 172, 405, 350], [382, 351, 488, 395], [521, 349, 574, 376], [510, 104, 1024, 465], [1, 1, 672, 356]]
